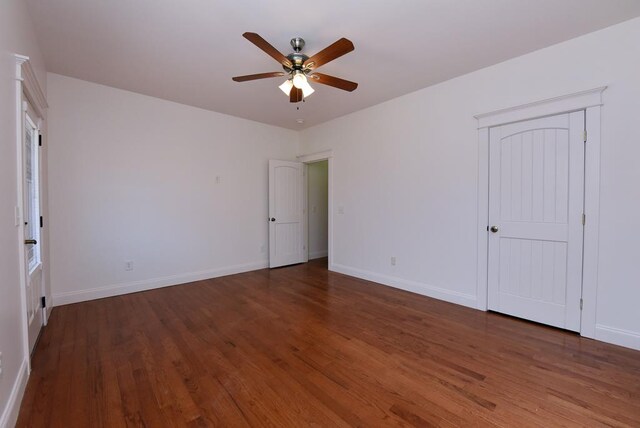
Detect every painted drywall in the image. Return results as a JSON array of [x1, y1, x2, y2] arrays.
[[300, 17, 640, 350], [0, 1, 47, 426], [308, 160, 328, 259], [47, 73, 298, 305]]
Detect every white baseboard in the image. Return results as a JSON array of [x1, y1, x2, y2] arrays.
[[52, 260, 268, 306], [330, 263, 477, 309], [309, 250, 328, 260], [595, 324, 640, 351], [328, 264, 640, 351], [0, 358, 29, 428]]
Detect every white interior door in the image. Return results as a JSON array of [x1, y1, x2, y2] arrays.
[[488, 111, 585, 331], [23, 105, 44, 352], [269, 160, 305, 268]]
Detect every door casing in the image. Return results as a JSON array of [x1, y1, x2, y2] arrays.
[[15, 55, 49, 371]]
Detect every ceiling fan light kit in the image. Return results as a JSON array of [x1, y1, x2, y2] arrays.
[[232, 32, 358, 103]]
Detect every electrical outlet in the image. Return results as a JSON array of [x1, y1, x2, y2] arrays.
[[391, 257, 396, 266], [124, 260, 134, 271]]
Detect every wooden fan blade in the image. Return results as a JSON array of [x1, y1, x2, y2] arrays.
[[290, 87, 302, 103], [232, 72, 285, 82], [303, 38, 354, 70], [309, 73, 358, 92], [243, 32, 292, 68]]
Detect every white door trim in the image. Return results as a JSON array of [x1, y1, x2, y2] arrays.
[[15, 55, 48, 370], [303, 163, 309, 263], [475, 87, 605, 339], [297, 150, 333, 268], [475, 87, 606, 129]]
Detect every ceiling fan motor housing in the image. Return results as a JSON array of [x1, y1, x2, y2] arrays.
[[283, 38, 310, 74]]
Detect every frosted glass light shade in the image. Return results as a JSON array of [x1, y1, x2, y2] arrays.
[[279, 79, 293, 95], [300, 80, 315, 98]]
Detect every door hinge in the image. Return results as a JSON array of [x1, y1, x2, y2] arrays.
[[580, 298, 583, 310], [40, 216, 43, 228], [38, 134, 42, 147], [41, 296, 46, 308], [583, 130, 587, 143], [581, 213, 586, 225]]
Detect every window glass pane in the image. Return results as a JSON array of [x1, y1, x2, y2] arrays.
[[25, 119, 40, 271]]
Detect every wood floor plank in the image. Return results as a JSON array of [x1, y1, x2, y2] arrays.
[[16, 258, 640, 427]]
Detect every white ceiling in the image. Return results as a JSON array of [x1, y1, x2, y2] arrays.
[[26, 0, 640, 130]]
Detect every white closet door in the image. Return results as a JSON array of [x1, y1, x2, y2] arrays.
[[269, 160, 304, 268], [488, 111, 585, 331]]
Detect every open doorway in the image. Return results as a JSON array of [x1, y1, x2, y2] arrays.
[[306, 160, 328, 261], [268, 153, 332, 269], [268, 160, 305, 268]]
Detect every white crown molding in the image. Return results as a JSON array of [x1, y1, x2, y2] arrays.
[[474, 86, 607, 129], [15, 54, 48, 119]]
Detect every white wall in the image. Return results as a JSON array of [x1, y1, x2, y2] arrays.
[[300, 17, 640, 350], [0, 1, 47, 426], [307, 160, 328, 259], [47, 74, 298, 305]]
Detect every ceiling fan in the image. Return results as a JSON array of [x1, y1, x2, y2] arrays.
[[232, 32, 358, 103]]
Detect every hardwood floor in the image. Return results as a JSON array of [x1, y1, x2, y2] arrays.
[[17, 258, 640, 427]]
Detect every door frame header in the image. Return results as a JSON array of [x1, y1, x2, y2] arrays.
[[474, 86, 606, 129]]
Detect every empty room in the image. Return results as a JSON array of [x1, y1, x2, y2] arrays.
[[2, 0, 640, 426]]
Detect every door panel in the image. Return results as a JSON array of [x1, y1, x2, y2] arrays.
[[23, 108, 43, 352], [269, 160, 304, 268], [488, 112, 584, 331]]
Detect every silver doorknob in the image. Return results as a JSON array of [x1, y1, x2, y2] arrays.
[[490, 226, 499, 233], [25, 239, 37, 245]]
